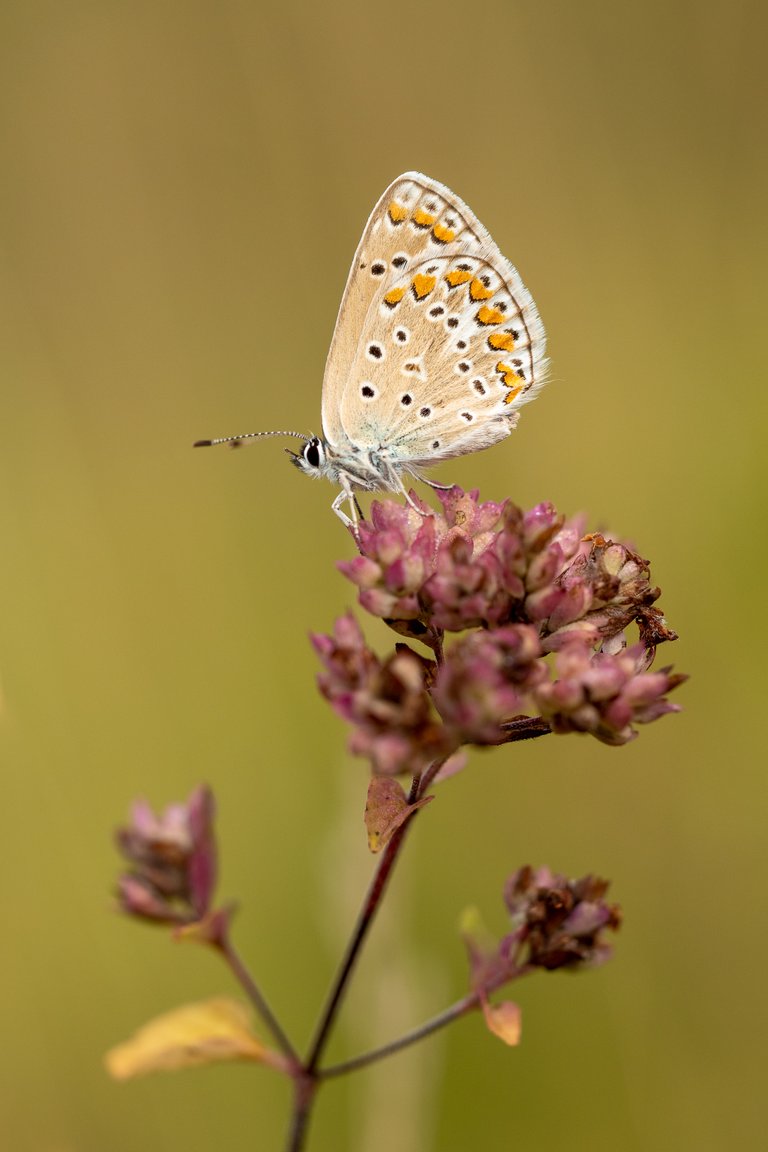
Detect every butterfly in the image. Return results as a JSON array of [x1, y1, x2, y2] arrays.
[[195, 172, 547, 528]]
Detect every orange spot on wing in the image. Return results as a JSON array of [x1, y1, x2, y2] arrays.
[[488, 332, 515, 352], [504, 384, 523, 404], [412, 208, 436, 228], [445, 269, 473, 288], [469, 278, 493, 301], [411, 273, 437, 299], [388, 201, 407, 223], [384, 286, 406, 307], [477, 306, 505, 326], [496, 361, 522, 390], [432, 223, 455, 243]]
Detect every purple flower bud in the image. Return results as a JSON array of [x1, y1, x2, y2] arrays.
[[115, 785, 217, 925], [313, 614, 456, 775], [432, 627, 546, 744], [521, 502, 564, 550], [534, 642, 686, 746], [420, 536, 511, 631], [344, 488, 521, 636]]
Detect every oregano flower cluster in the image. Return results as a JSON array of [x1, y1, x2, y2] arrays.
[[314, 487, 684, 774]]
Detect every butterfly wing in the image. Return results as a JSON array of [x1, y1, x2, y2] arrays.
[[321, 173, 547, 471]]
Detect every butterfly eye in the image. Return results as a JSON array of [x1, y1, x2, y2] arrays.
[[304, 438, 324, 469]]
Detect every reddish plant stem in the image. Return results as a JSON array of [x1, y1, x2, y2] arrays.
[[283, 773, 426, 1145], [319, 991, 481, 1078], [303, 772, 424, 1075], [216, 935, 300, 1065], [284, 1073, 317, 1152], [319, 959, 532, 1079]]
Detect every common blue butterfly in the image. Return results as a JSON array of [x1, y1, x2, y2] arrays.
[[195, 173, 547, 527]]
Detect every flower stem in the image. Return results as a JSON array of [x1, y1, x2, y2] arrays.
[[319, 991, 480, 1078], [217, 935, 300, 1065], [284, 1073, 317, 1152], [303, 773, 424, 1075]]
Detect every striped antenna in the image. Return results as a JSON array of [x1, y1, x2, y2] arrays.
[[193, 430, 311, 448]]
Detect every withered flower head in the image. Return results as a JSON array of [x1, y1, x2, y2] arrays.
[[502, 865, 622, 971]]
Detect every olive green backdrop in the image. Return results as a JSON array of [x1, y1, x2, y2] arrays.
[[1, 2, 765, 1150]]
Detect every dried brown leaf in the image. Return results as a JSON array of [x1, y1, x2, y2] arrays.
[[364, 778, 432, 853]]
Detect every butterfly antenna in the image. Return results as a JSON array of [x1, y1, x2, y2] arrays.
[[193, 430, 311, 449]]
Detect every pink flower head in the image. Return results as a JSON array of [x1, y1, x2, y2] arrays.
[[341, 488, 512, 641], [432, 626, 547, 744], [317, 488, 685, 773], [115, 785, 217, 925], [533, 640, 686, 746]]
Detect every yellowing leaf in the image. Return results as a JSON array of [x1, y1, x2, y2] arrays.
[[482, 998, 522, 1047], [105, 997, 276, 1081], [364, 778, 432, 853]]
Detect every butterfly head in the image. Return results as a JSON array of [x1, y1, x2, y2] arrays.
[[286, 435, 329, 479]]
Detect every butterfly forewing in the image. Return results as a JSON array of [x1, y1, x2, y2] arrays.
[[321, 173, 547, 469], [320, 173, 476, 445]]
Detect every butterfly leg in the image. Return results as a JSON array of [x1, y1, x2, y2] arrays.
[[386, 468, 433, 518], [331, 475, 362, 536], [421, 477, 455, 492], [331, 489, 355, 529], [404, 490, 430, 515]]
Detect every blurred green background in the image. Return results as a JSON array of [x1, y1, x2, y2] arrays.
[[1, 2, 765, 1149]]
